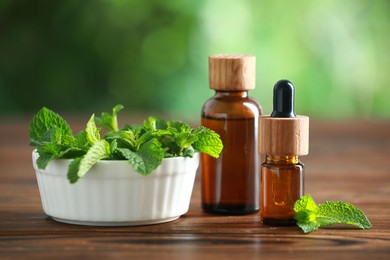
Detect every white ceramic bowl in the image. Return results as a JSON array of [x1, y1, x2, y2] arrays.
[[32, 150, 199, 226]]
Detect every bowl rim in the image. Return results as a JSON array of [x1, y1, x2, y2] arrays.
[[32, 149, 199, 164], [32, 149, 200, 179]]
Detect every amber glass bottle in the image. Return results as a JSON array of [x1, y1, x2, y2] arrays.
[[261, 155, 303, 225], [259, 80, 309, 225], [201, 54, 262, 214]]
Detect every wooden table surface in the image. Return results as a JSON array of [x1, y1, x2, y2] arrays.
[[1, 117, 390, 259]]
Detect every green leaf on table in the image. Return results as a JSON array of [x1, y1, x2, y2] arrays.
[[316, 201, 372, 229], [293, 195, 321, 233], [293, 195, 372, 233]]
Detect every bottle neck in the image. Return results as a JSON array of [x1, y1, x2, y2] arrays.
[[265, 155, 299, 165], [214, 90, 249, 98]]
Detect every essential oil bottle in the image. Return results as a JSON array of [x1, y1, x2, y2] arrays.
[[259, 80, 309, 225], [201, 54, 262, 215]]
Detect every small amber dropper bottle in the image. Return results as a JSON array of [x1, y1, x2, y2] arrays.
[[259, 80, 309, 225], [201, 54, 262, 214]]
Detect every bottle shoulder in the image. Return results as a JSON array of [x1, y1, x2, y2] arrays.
[[261, 161, 304, 170], [202, 95, 262, 119]]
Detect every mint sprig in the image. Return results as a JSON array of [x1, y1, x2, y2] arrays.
[[67, 140, 110, 184], [192, 126, 223, 158], [29, 107, 73, 146], [293, 195, 372, 233], [116, 139, 164, 176], [95, 104, 124, 132], [29, 105, 223, 183]]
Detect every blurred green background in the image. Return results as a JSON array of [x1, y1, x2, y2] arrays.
[[1, 0, 389, 120]]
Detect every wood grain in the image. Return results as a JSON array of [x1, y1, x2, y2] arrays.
[[259, 115, 309, 156], [209, 54, 256, 91], [0, 117, 390, 259]]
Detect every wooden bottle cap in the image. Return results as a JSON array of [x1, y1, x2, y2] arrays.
[[209, 54, 256, 91], [259, 115, 309, 156]]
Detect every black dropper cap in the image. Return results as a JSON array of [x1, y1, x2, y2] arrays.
[[270, 80, 296, 118]]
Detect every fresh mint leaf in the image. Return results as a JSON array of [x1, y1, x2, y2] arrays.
[[168, 121, 191, 133], [293, 194, 319, 222], [135, 129, 172, 150], [37, 126, 75, 149], [67, 158, 82, 184], [175, 132, 198, 155], [293, 195, 372, 233], [67, 140, 110, 183], [193, 126, 223, 158], [36, 143, 69, 169], [293, 195, 321, 233], [316, 201, 372, 229], [109, 139, 118, 156], [104, 130, 136, 149], [114, 148, 131, 160], [116, 138, 164, 175], [158, 130, 178, 156], [29, 107, 73, 146], [296, 222, 320, 234], [76, 139, 110, 179], [113, 104, 124, 116], [95, 104, 123, 132], [58, 147, 87, 159], [182, 146, 195, 157], [85, 114, 100, 145], [74, 130, 90, 148], [144, 116, 167, 131], [30, 104, 223, 182], [36, 145, 57, 169], [35, 141, 86, 169], [39, 127, 62, 144], [125, 124, 144, 137]]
